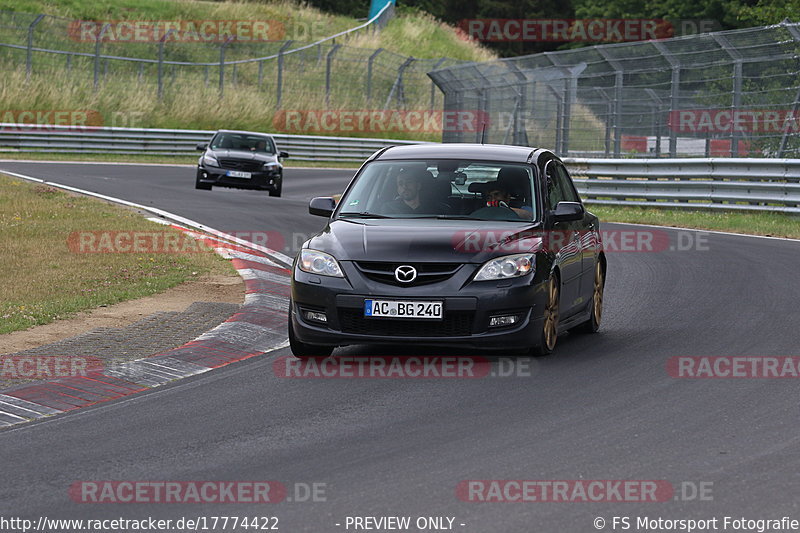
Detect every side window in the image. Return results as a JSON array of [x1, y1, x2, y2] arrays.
[[555, 163, 581, 203], [545, 161, 565, 210]]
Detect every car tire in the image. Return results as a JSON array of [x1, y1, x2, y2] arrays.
[[288, 305, 334, 358], [530, 275, 560, 356], [573, 259, 604, 334]]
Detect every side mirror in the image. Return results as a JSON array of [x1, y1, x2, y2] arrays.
[[552, 201, 584, 222], [309, 197, 336, 217], [279, 151, 289, 159], [196, 142, 208, 151]]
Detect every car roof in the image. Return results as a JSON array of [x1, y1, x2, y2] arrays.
[[372, 143, 554, 164], [214, 129, 274, 138]]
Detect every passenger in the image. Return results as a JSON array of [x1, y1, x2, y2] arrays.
[[383, 170, 440, 214], [485, 186, 533, 220]]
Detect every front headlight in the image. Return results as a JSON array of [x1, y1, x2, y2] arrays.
[[203, 154, 219, 167], [299, 249, 344, 278], [474, 253, 535, 281], [263, 162, 280, 172]]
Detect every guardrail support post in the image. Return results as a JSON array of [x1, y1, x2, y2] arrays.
[[26, 14, 45, 81]]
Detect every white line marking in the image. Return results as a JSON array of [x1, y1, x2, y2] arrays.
[[0, 169, 293, 265], [605, 220, 800, 243]]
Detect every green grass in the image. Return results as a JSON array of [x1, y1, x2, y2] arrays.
[[590, 204, 800, 239], [0, 173, 236, 335], [0, 1, 496, 141]]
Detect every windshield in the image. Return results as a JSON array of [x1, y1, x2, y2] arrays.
[[336, 159, 537, 222], [210, 133, 276, 154]]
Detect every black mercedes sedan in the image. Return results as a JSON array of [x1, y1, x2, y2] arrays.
[[289, 144, 605, 357], [195, 130, 289, 196]]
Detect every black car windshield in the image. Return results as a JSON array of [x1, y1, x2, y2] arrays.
[[210, 133, 276, 154], [337, 159, 537, 222]]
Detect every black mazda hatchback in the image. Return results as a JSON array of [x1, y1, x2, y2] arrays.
[[195, 130, 288, 196], [289, 144, 605, 357]]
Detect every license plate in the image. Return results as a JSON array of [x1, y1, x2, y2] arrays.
[[226, 170, 251, 179], [364, 299, 443, 319]]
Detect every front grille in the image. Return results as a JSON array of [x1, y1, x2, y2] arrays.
[[338, 308, 474, 337], [354, 262, 462, 286], [218, 159, 263, 172]]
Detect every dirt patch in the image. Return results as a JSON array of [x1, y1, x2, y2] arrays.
[[0, 274, 244, 355]]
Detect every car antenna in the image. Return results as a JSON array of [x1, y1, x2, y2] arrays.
[[481, 122, 487, 145]]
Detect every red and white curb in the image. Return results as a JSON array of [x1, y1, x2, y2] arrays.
[[0, 222, 293, 428]]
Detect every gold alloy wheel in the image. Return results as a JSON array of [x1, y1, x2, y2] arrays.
[[592, 261, 604, 327], [543, 277, 560, 351]]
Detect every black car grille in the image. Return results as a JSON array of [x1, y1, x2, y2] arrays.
[[218, 159, 263, 172], [354, 262, 462, 286], [338, 308, 474, 337]]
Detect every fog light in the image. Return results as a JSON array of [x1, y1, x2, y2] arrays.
[[303, 310, 327, 323], [489, 314, 519, 327]]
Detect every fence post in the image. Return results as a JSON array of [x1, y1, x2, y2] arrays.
[[325, 44, 342, 108], [367, 48, 383, 106], [779, 22, 800, 157], [157, 29, 176, 100], [276, 40, 294, 108], [712, 34, 744, 157], [383, 56, 414, 110], [429, 57, 447, 109], [652, 42, 680, 157], [94, 23, 111, 91], [26, 14, 45, 81], [218, 36, 234, 99]]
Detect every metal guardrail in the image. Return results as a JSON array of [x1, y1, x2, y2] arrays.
[[1, 125, 798, 213], [564, 157, 800, 214], [0, 124, 426, 162]]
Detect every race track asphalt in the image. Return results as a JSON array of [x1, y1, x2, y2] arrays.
[[1, 161, 799, 532]]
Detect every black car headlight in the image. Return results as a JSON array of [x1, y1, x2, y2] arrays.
[[474, 253, 535, 281], [299, 249, 344, 278], [202, 154, 219, 167], [263, 162, 280, 173]]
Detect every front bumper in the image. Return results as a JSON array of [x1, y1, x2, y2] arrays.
[[197, 165, 281, 191], [290, 260, 549, 350]]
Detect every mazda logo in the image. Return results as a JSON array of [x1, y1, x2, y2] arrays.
[[394, 265, 417, 283]]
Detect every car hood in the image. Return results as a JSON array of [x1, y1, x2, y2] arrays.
[[307, 219, 543, 263], [208, 149, 279, 163]]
